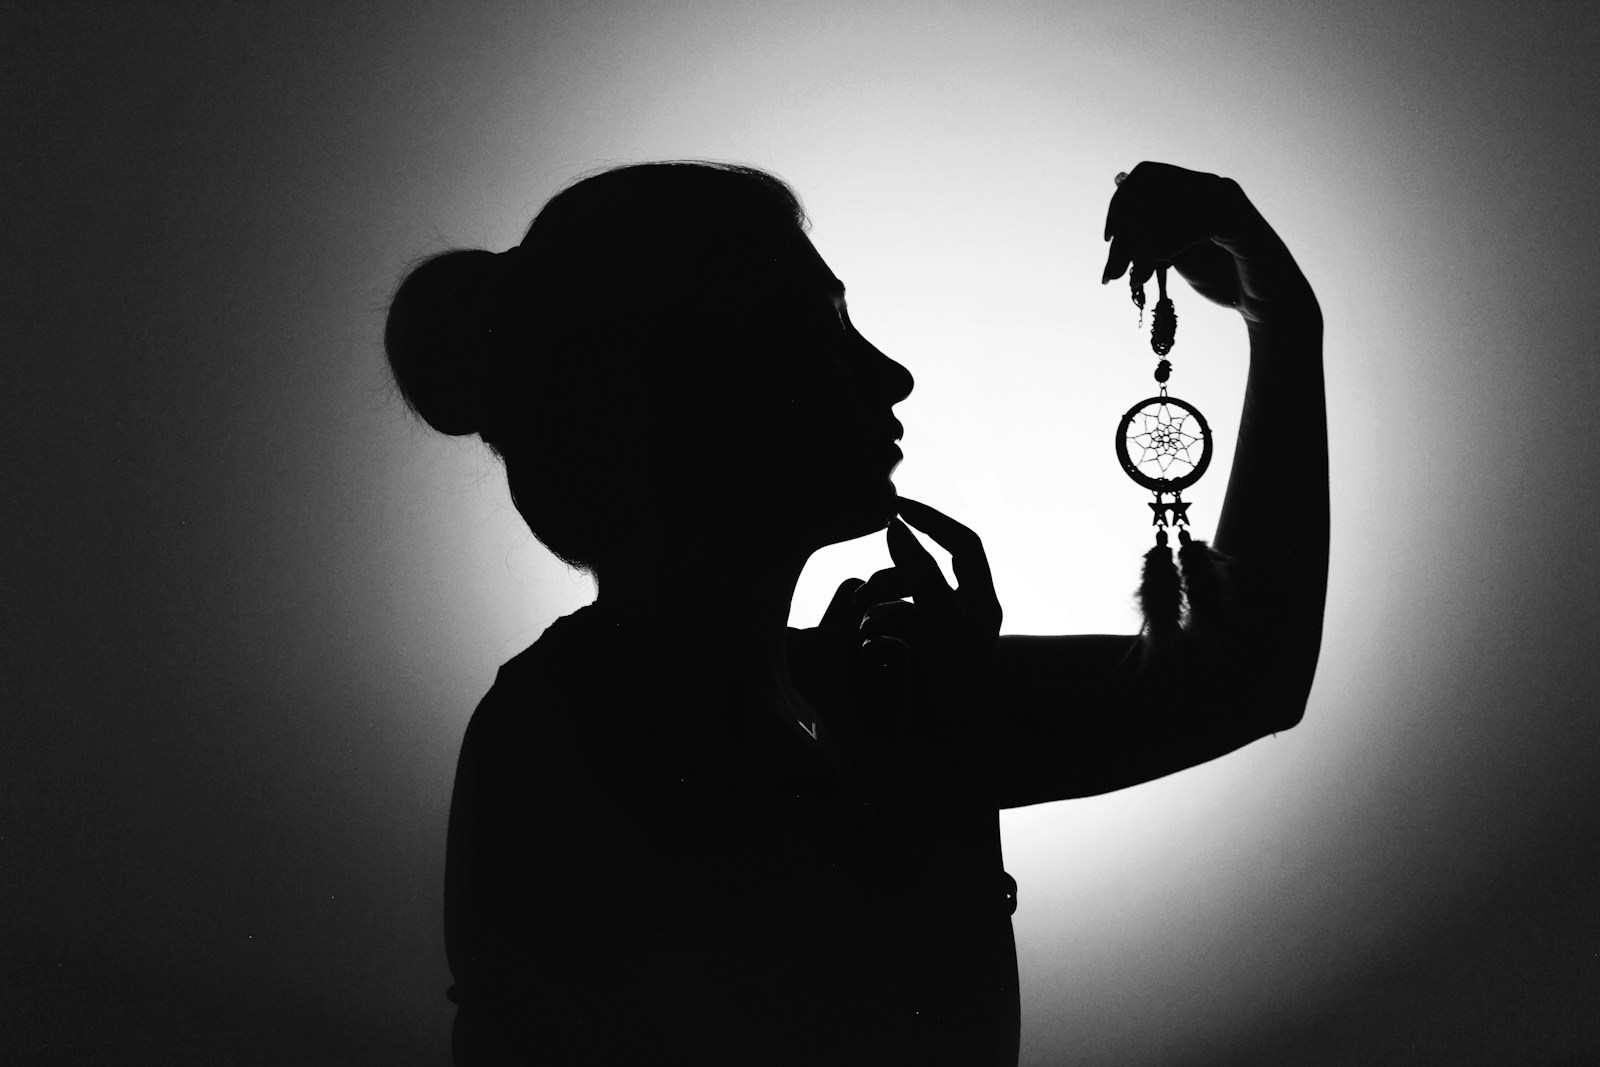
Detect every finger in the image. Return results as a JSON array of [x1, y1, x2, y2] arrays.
[[894, 498, 991, 584], [1102, 167, 1137, 281], [1103, 181, 1124, 244], [1106, 233, 1188, 288], [885, 516, 958, 614], [859, 599, 922, 646], [857, 601, 922, 692], [1100, 232, 1131, 285], [852, 567, 913, 606], [820, 577, 865, 627], [894, 498, 1002, 632], [895, 495, 972, 542], [1103, 161, 1150, 242]]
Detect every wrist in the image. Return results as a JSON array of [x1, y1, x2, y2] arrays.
[[1206, 179, 1315, 323], [1242, 285, 1323, 337]]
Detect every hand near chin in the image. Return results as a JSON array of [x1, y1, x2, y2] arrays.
[[821, 497, 1003, 833]]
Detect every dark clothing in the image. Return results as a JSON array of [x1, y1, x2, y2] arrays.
[[444, 606, 1020, 1065]]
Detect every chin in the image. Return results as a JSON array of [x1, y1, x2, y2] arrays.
[[874, 476, 900, 522], [815, 478, 898, 547]]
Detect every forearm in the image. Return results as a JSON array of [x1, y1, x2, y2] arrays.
[[1210, 200, 1328, 726]]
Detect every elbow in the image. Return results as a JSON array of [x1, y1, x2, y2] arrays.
[[1230, 602, 1324, 737], [1179, 583, 1324, 740], [1214, 679, 1307, 744], [1268, 694, 1308, 735], [1251, 651, 1319, 736], [1203, 638, 1317, 738]]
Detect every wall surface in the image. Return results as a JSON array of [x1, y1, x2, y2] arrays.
[[6, 1, 1598, 1063]]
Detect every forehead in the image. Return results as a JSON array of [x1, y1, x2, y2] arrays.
[[765, 230, 843, 296]]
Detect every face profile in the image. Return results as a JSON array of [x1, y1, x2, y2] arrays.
[[711, 233, 913, 548]]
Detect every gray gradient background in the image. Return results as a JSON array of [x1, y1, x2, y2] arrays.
[[6, 1, 1598, 1064]]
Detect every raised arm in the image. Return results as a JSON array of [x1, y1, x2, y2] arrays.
[[801, 163, 1326, 812], [992, 162, 1327, 807]]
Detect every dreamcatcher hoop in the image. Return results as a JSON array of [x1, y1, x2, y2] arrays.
[[1114, 395, 1213, 493]]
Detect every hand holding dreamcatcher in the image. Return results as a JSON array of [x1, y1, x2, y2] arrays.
[[1103, 164, 1240, 660]]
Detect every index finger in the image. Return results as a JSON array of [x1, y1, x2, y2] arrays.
[[893, 497, 1001, 630], [1103, 160, 1150, 242]]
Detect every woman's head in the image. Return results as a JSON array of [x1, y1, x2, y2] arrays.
[[385, 161, 911, 574]]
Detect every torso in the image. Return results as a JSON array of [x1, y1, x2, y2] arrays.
[[444, 605, 1019, 1065]]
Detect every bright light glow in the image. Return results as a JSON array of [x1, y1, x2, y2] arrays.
[[18, 2, 1593, 1061], [370, 1, 1597, 1061]]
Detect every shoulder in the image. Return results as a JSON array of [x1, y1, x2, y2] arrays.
[[450, 608, 609, 824], [464, 607, 598, 737], [453, 605, 707, 809]]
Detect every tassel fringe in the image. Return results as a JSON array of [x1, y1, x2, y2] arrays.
[[1177, 535, 1232, 631], [1137, 531, 1183, 666], [1136, 531, 1235, 670]]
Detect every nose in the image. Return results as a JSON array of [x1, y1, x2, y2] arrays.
[[859, 334, 914, 404], [880, 351, 914, 405]]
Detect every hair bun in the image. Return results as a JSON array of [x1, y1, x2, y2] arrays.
[[384, 248, 504, 436]]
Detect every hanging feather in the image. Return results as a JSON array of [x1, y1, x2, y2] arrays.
[[1178, 532, 1232, 641], [1137, 529, 1183, 667]]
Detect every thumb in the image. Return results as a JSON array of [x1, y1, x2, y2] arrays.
[[819, 577, 865, 627]]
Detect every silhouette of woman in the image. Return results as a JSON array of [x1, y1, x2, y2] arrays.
[[385, 160, 1327, 1066]]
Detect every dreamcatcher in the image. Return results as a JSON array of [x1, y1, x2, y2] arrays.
[[1112, 174, 1230, 657]]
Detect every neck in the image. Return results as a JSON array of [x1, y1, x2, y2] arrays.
[[596, 535, 813, 716]]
